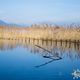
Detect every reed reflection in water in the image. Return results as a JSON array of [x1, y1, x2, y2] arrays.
[[0, 39, 80, 60]]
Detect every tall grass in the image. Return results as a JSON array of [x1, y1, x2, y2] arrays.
[[0, 24, 80, 41]]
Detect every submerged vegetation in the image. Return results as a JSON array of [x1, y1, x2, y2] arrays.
[[0, 24, 80, 41]]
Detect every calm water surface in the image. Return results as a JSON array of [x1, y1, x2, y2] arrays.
[[0, 39, 80, 80]]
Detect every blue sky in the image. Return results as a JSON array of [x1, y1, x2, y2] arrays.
[[0, 0, 80, 24]]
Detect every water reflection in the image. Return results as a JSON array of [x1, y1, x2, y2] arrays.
[[0, 39, 80, 79], [0, 39, 80, 60]]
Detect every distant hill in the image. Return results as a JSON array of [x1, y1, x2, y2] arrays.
[[0, 20, 7, 25], [0, 20, 28, 27]]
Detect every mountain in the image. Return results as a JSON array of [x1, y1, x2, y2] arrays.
[[0, 20, 7, 25], [0, 20, 28, 27]]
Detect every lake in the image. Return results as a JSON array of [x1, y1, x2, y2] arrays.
[[0, 39, 80, 80]]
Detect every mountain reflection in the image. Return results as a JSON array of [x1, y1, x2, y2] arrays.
[[0, 39, 80, 60]]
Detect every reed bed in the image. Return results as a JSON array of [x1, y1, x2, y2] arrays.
[[0, 24, 80, 41]]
